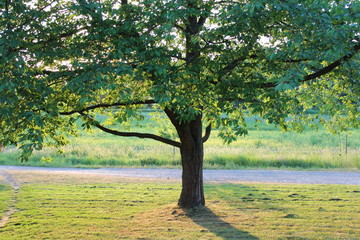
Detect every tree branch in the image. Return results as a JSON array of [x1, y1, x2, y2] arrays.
[[302, 43, 360, 81], [259, 42, 360, 89], [174, 23, 185, 32], [210, 54, 257, 85], [60, 100, 157, 115], [22, 26, 89, 50], [278, 58, 311, 63], [198, 16, 207, 27], [202, 124, 211, 143], [94, 123, 181, 148], [212, 54, 309, 84], [80, 113, 181, 148]]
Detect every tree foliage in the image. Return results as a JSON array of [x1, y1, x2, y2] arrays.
[[1, 0, 359, 162]]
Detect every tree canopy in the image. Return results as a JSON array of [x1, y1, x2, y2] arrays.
[[1, 0, 359, 208]]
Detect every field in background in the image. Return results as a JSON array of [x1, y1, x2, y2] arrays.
[[0, 172, 359, 239], [0, 115, 359, 170]]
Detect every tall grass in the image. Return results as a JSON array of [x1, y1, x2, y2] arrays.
[[0, 116, 359, 170]]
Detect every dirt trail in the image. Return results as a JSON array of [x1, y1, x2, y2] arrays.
[[0, 165, 359, 185], [0, 171, 20, 228]]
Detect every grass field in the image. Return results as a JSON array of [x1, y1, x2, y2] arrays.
[[0, 172, 359, 239], [0, 115, 359, 170]]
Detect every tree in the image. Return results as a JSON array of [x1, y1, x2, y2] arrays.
[[1, 0, 359, 208]]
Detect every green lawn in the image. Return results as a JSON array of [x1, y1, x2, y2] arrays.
[[0, 172, 359, 239]]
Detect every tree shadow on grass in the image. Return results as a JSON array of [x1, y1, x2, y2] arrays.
[[185, 206, 258, 240]]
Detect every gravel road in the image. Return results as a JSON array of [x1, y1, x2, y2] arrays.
[[1, 165, 360, 185]]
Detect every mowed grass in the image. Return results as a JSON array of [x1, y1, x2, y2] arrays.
[[0, 185, 12, 219], [1, 115, 359, 170], [0, 172, 359, 239]]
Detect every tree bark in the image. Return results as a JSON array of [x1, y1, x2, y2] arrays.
[[165, 109, 205, 208], [178, 119, 205, 208]]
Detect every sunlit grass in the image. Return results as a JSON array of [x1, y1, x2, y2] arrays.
[[0, 172, 359, 239], [0, 184, 12, 218], [1, 117, 359, 170]]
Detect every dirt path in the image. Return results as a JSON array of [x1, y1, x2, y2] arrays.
[[0, 165, 359, 185], [0, 170, 20, 228]]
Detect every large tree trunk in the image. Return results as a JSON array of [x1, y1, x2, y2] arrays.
[[165, 110, 205, 208], [178, 118, 205, 208]]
